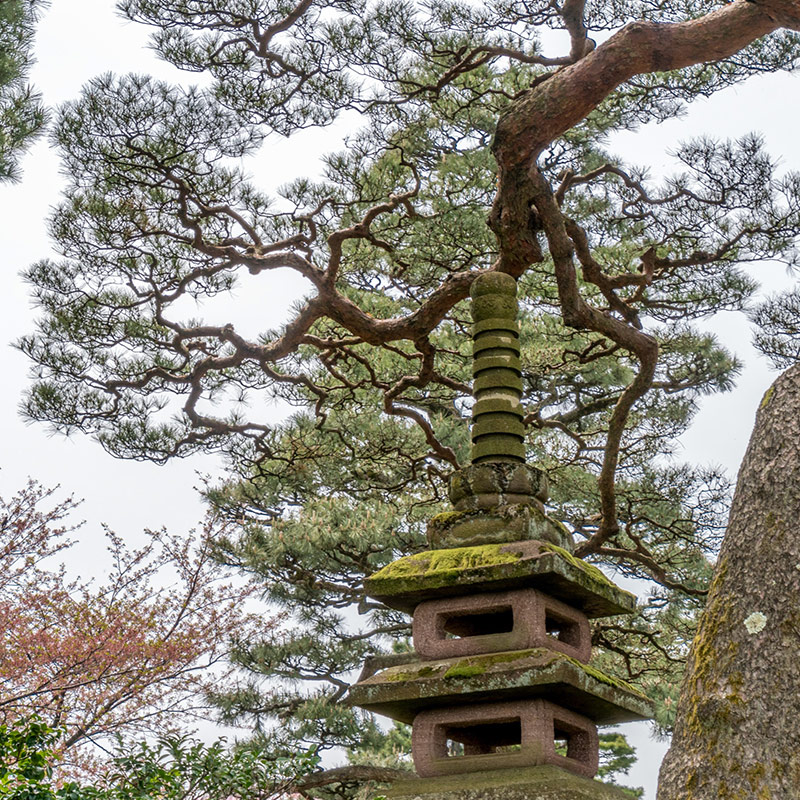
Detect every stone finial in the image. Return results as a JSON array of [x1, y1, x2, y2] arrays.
[[470, 272, 525, 464]]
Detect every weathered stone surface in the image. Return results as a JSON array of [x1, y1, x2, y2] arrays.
[[412, 699, 598, 779], [386, 765, 634, 800], [472, 395, 523, 418], [473, 317, 519, 336], [346, 647, 652, 725], [471, 412, 525, 439], [472, 293, 518, 321], [426, 504, 572, 550], [413, 589, 538, 660], [473, 370, 523, 395], [471, 437, 526, 463], [473, 353, 522, 375], [450, 477, 544, 510], [469, 272, 527, 466], [412, 588, 591, 663], [363, 541, 637, 618], [470, 271, 518, 299], [449, 462, 549, 509], [474, 334, 521, 355]]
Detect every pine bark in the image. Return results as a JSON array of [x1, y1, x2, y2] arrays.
[[658, 363, 800, 798]]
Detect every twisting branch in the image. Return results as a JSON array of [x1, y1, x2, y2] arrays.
[[488, 2, 796, 551], [493, 3, 789, 166], [524, 167, 659, 551], [296, 766, 410, 792], [559, 0, 593, 62]]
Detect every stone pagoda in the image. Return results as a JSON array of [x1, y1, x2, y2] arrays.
[[347, 272, 652, 799]]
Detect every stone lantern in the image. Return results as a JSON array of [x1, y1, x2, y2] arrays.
[[347, 273, 652, 799]]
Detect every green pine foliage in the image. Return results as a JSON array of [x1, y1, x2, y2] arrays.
[[598, 733, 643, 799], [0, 0, 46, 182], [0, 718, 318, 800]]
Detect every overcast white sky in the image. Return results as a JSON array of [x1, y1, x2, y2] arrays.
[[1, 3, 798, 796]]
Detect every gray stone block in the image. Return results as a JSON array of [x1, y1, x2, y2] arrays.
[[346, 646, 653, 726]]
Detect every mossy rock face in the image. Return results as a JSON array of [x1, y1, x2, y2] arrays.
[[472, 294, 517, 321], [346, 647, 653, 725], [470, 272, 517, 298], [363, 540, 636, 618], [426, 503, 573, 551], [387, 764, 634, 799]]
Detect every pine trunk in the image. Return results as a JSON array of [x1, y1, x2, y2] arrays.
[[658, 364, 800, 798]]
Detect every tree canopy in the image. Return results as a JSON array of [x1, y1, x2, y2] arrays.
[[15, 0, 800, 795]]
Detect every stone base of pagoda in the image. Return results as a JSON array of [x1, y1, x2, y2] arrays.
[[385, 765, 634, 800]]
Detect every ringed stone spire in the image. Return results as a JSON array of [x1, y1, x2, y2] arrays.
[[470, 272, 526, 464]]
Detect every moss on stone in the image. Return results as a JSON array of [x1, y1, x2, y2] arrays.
[[436, 649, 645, 697], [440, 647, 645, 698], [365, 541, 636, 618], [429, 510, 470, 526], [559, 654, 646, 697], [471, 272, 517, 298], [368, 543, 524, 589], [385, 664, 442, 682], [387, 764, 636, 799], [349, 647, 652, 725], [443, 662, 487, 679], [443, 650, 532, 679], [539, 543, 619, 590]]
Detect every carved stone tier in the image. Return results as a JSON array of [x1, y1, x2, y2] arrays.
[[363, 541, 637, 618], [427, 501, 573, 551], [412, 699, 598, 778], [449, 463, 549, 511], [348, 272, 652, 795], [345, 647, 653, 726], [384, 765, 636, 800], [412, 588, 592, 663]]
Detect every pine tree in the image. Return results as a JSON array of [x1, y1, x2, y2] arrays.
[[0, 0, 46, 182], [17, 2, 800, 795]]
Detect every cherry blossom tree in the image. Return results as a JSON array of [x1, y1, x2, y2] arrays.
[[0, 481, 263, 777]]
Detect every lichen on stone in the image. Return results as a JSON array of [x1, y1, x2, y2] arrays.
[[558, 653, 647, 698], [743, 611, 767, 635], [385, 664, 442, 682], [434, 648, 646, 698]]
